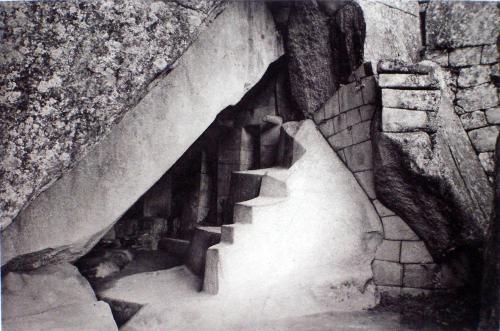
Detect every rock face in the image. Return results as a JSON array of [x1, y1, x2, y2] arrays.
[[0, 0, 224, 230], [2, 262, 118, 331], [1, 1, 283, 271], [374, 61, 494, 260], [425, 1, 498, 49], [286, 0, 337, 116]]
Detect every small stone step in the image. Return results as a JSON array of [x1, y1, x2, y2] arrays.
[[259, 173, 288, 197], [185, 226, 221, 276]]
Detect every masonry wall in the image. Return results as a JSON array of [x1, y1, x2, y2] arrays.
[[311, 63, 463, 297]]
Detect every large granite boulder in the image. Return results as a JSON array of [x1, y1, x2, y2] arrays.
[[2, 262, 118, 330], [1, 1, 283, 271], [0, 0, 224, 230], [285, 0, 337, 117], [374, 61, 494, 260]]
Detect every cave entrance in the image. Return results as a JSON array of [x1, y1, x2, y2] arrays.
[[75, 59, 303, 297]]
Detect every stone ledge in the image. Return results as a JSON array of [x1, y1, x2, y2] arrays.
[[381, 107, 428, 133]]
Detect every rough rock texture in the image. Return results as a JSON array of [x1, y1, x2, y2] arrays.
[[374, 62, 494, 260], [425, 1, 498, 49], [1, 1, 283, 271], [2, 262, 118, 330], [286, 0, 337, 116], [329, 1, 366, 83], [0, 0, 224, 230], [478, 135, 500, 331], [357, 0, 421, 64]]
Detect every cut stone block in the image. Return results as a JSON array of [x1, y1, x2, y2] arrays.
[[362, 76, 378, 105], [324, 92, 340, 119], [382, 107, 428, 132], [400, 241, 433, 264], [449, 47, 482, 67], [344, 140, 373, 172], [485, 107, 500, 124], [478, 152, 495, 175], [403, 264, 436, 289], [359, 105, 376, 121], [377, 286, 401, 299], [424, 49, 449, 67], [379, 74, 438, 89], [339, 81, 364, 113], [468, 126, 499, 152], [372, 260, 402, 286], [354, 170, 376, 199], [319, 120, 335, 137], [347, 62, 375, 83], [185, 226, 221, 276], [458, 66, 492, 88], [328, 130, 353, 151], [382, 89, 440, 111], [375, 240, 400, 262], [333, 113, 348, 133], [346, 108, 362, 127], [456, 84, 498, 112], [382, 216, 419, 240], [377, 60, 432, 74], [373, 200, 396, 217], [351, 121, 371, 145], [481, 45, 498, 65], [460, 111, 488, 131], [401, 287, 433, 297]]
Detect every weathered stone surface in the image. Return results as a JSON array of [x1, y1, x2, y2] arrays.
[[374, 64, 494, 260], [2, 263, 96, 320], [468, 126, 499, 153], [359, 105, 376, 121], [478, 152, 495, 177], [485, 107, 500, 125], [478, 135, 500, 331], [0, 0, 225, 230], [403, 263, 463, 290], [286, 0, 336, 116], [354, 170, 375, 199], [382, 90, 440, 111], [400, 241, 433, 264], [1, 1, 283, 271], [460, 111, 488, 131], [382, 216, 419, 241], [372, 260, 402, 286], [458, 66, 492, 88], [448, 47, 482, 67], [375, 240, 400, 262], [357, 0, 421, 64], [381, 108, 428, 133], [339, 81, 364, 112], [329, 1, 366, 83], [424, 49, 449, 67], [328, 130, 353, 151], [344, 140, 373, 172], [351, 121, 371, 144], [456, 84, 498, 113], [379, 74, 438, 89], [481, 45, 498, 65], [426, 1, 498, 48], [377, 60, 433, 75]]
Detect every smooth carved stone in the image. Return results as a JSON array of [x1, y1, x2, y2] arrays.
[[382, 216, 419, 241], [374, 64, 494, 260], [382, 89, 440, 111], [458, 66, 493, 88], [460, 111, 488, 131], [375, 240, 400, 262], [372, 260, 402, 286], [400, 241, 433, 264], [426, 1, 498, 48], [455, 84, 498, 112], [286, 0, 336, 116], [381, 107, 428, 133], [354, 170, 376, 199], [468, 126, 499, 153], [373, 200, 396, 217], [379, 74, 439, 90]]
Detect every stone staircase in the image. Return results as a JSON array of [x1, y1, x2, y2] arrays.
[[98, 119, 384, 330]]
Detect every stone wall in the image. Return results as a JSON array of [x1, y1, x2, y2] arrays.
[[0, 0, 225, 230], [422, 0, 499, 180], [311, 62, 464, 297]]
